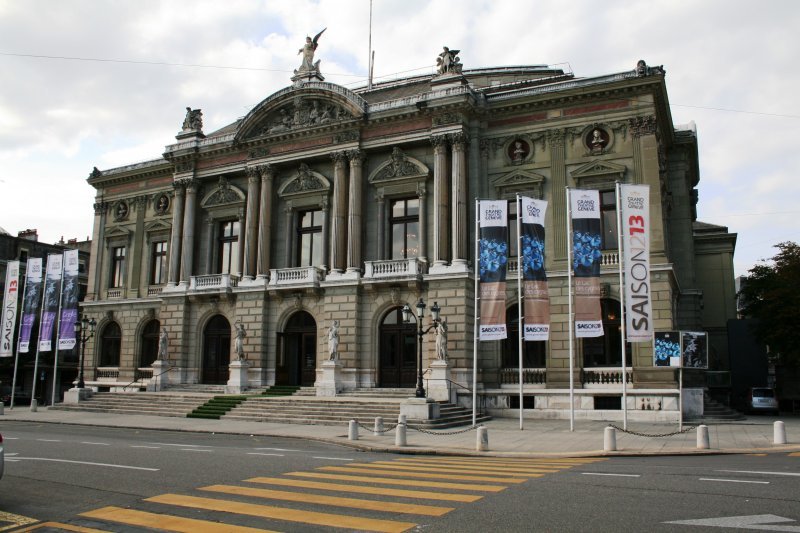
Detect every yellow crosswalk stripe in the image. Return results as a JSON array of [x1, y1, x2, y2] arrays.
[[405, 457, 599, 467], [0, 511, 39, 532], [387, 459, 562, 474], [789, 452, 800, 457], [348, 461, 540, 478], [286, 471, 508, 492], [746, 453, 768, 457], [81, 506, 276, 533], [12, 523, 110, 533], [319, 465, 530, 483], [245, 476, 483, 502], [202, 484, 454, 516], [146, 493, 416, 533]]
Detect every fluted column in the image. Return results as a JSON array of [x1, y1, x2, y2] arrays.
[[179, 179, 198, 285], [236, 208, 245, 277], [548, 130, 567, 261], [242, 168, 261, 279], [376, 193, 386, 259], [87, 200, 108, 299], [417, 185, 427, 263], [204, 216, 215, 274], [450, 132, 468, 266], [321, 198, 330, 270], [346, 150, 365, 273], [329, 152, 348, 273], [431, 135, 450, 267], [284, 204, 294, 268], [256, 164, 274, 278], [168, 183, 185, 285]]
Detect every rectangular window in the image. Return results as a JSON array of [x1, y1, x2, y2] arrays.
[[150, 241, 168, 285], [110, 246, 126, 288], [600, 190, 618, 250], [297, 209, 323, 266], [218, 221, 240, 274], [390, 198, 419, 259]]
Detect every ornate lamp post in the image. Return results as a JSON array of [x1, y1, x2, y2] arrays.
[[402, 298, 442, 398], [73, 315, 96, 389]]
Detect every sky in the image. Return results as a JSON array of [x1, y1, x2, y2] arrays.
[[0, 0, 798, 277]]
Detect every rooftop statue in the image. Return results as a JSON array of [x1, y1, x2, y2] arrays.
[[296, 28, 326, 75], [436, 46, 462, 75]]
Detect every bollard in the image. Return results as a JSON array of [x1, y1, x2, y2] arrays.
[[477, 426, 489, 451], [348, 419, 358, 441], [604, 426, 617, 452], [374, 416, 384, 436], [30, 399, 38, 412], [774, 421, 787, 445], [697, 424, 709, 449], [0, 402, 4, 415], [398, 414, 407, 425], [395, 422, 407, 447]]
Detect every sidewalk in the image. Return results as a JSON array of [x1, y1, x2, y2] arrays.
[[2, 406, 798, 457]]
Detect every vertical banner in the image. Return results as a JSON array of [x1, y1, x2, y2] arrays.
[[38, 254, 64, 352], [620, 184, 652, 342], [58, 250, 80, 350], [519, 196, 550, 341], [681, 331, 708, 369], [19, 257, 43, 353], [478, 200, 508, 341], [1, 260, 21, 357], [654, 331, 681, 367], [570, 189, 603, 338]]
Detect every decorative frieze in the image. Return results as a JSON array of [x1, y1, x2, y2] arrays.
[[629, 115, 657, 137]]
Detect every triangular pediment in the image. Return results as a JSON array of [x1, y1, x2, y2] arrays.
[[200, 177, 246, 208], [490, 169, 546, 199], [278, 164, 331, 198], [571, 160, 627, 188], [105, 226, 133, 239], [144, 219, 172, 233], [368, 147, 430, 184]]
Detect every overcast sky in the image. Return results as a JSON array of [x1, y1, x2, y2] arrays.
[[1, 0, 797, 277]]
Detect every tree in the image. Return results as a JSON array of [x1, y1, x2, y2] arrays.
[[738, 242, 800, 366]]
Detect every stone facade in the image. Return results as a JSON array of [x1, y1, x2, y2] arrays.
[[79, 54, 736, 421]]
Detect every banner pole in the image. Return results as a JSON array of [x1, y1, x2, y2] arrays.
[[616, 182, 628, 430], [472, 198, 480, 427], [11, 261, 31, 409], [51, 252, 67, 405], [679, 366, 684, 431], [516, 195, 524, 430], [566, 187, 575, 432], [30, 256, 51, 410]]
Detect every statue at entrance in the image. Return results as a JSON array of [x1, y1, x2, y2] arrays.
[[327, 320, 340, 361], [234, 321, 247, 361], [158, 328, 169, 360]]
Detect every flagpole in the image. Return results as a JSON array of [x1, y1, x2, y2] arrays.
[[30, 257, 50, 411], [516, 195, 524, 430], [566, 187, 575, 432], [51, 252, 67, 405], [10, 261, 28, 409], [472, 198, 480, 426], [615, 182, 628, 430]]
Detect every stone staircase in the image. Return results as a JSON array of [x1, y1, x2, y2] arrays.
[[49, 392, 212, 417], [687, 392, 745, 422]]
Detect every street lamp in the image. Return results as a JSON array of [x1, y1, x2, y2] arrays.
[[73, 315, 97, 389], [402, 298, 442, 398]]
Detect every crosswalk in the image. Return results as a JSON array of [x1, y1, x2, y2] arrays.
[[18, 456, 606, 532]]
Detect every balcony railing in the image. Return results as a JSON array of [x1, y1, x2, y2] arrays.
[[268, 266, 325, 287], [499, 368, 546, 385], [95, 367, 120, 380], [601, 251, 619, 266], [363, 258, 427, 280], [106, 288, 123, 299], [147, 286, 164, 296], [189, 274, 240, 291], [582, 367, 632, 387]]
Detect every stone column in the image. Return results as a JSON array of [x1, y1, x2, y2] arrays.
[[417, 185, 427, 263], [242, 168, 261, 280], [346, 150, 365, 274], [329, 152, 348, 273], [450, 132, 468, 267], [168, 183, 185, 286], [256, 164, 274, 279], [431, 135, 450, 267], [548, 130, 568, 261], [284, 204, 294, 268], [375, 193, 386, 260], [320, 198, 330, 271], [236, 208, 245, 277], [129, 196, 147, 296], [179, 179, 198, 285], [204, 216, 215, 275], [630, 116, 658, 186], [87, 200, 107, 300]]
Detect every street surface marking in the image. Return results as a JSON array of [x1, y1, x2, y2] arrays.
[[13, 522, 111, 532], [146, 493, 416, 533], [35, 439, 61, 442], [665, 514, 800, 531], [179, 448, 212, 452], [355, 461, 544, 477], [388, 459, 561, 474], [700, 478, 770, 484], [247, 452, 285, 457], [254, 447, 299, 452], [246, 476, 484, 502], [146, 442, 213, 448], [0, 511, 38, 532], [319, 465, 529, 483], [718, 469, 800, 477], [789, 452, 800, 457], [287, 471, 508, 492], [8, 457, 159, 471], [81, 506, 277, 533], [80, 442, 110, 446], [130, 445, 160, 449], [746, 453, 768, 456], [581, 473, 641, 478], [202, 484, 455, 516], [2, 437, 18, 440], [312, 456, 353, 461]]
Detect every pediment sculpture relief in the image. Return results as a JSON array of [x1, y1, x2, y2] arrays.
[[253, 99, 355, 138], [282, 163, 327, 195], [203, 177, 244, 207]]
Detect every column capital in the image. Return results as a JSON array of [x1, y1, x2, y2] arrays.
[[347, 149, 365, 166], [629, 115, 658, 137], [175, 177, 200, 191], [330, 151, 348, 165], [431, 134, 449, 151], [247, 163, 275, 181], [547, 128, 566, 147], [448, 131, 469, 148], [93, 201, 108, 215]]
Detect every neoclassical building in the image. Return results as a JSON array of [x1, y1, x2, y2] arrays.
[[81, 46, 736, 421]]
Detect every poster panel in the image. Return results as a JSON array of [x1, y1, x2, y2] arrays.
[[519, 196, 549, 341], [58, 250, 80, 350], [681, 331, 708, 369], [19, 257, 43, 353], [38, 254, 64, 352], [478, 200, 508, 341], [1, 260, 20, 357], [620, 184, 653, 342], [654, 331, 681, 367], [570, 189, 603, 338]]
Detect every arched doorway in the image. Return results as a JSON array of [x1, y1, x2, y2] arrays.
[[277, 311, 316, 387], [202, 315, 231, 384], [378, 307, 416, 388], [140, 320, 160, 368]]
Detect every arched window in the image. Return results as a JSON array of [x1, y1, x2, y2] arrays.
[[582, 299, 631, 367], [502, 305, 546, 368], [99, 322, 121, 367], [140, 320, 160, 367]]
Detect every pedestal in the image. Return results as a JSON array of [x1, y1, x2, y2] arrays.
[[63, 387, 93, 404], [427, 360, 453, 402], [316, 360, 342, 397], [148, 360, 172, 392], [226, 360, 250, 394], [400, 397, 440, 421]]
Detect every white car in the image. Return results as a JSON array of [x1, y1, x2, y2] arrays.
[[748, 387, 779, 415]]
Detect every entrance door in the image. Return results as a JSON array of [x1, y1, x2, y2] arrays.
[[277, 312, 317, 387], [202, 315, 231, 384], [379, 307, 417, 388]]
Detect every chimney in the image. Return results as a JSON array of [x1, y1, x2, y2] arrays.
[[18, 229, 38, 241]]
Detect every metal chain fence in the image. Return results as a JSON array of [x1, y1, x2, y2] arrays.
[[354, 419, 481, 436], [609, 424, 697, 438]]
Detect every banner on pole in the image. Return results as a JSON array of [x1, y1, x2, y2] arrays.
[[570, 189, 603, 338], [478, 200, 508, 341], [519, 196, 550, 341], [681, 331, 708, 369], [58, 250, 80, 350], [1, 260, 20, 357], [620, 184, 652, 342], [19, 257, 43, 353], [39, 254, 64, 352], [654, 331, 681, 367]]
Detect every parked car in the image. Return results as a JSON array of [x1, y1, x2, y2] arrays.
[[0, 385, 31, 406], [748, 387, 779, 415]]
